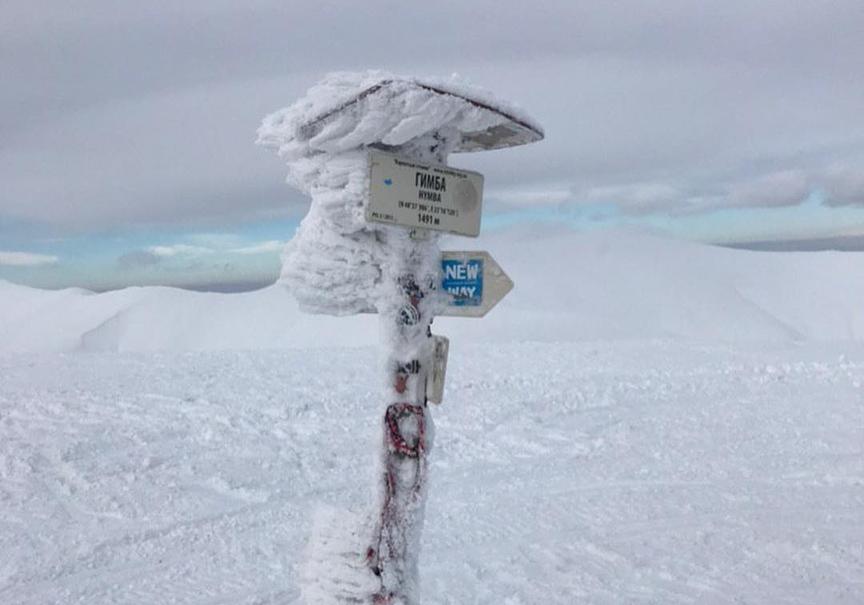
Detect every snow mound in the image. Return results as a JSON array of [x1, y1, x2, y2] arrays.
[[2, 229, 863, 353], [438, 227, 864, 344], [0, 280, 376, 353]]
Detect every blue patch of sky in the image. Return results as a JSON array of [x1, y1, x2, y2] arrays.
[[482, 202, 620, 232], [6, 194, 864, 290], [1, 217, 300, 291], [651, 192, 864, 243], [483, 191, 864, 244]]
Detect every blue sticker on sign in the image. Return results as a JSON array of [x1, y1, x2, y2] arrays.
[[441, 258, 484, 306]]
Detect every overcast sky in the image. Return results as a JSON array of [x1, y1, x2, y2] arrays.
[[3, 1, 864, 289]]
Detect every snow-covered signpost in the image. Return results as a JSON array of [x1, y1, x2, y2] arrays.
[[258, 72, 542, 604]]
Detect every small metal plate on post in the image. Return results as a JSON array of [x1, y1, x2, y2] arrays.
[[367, 151, 484, 237], [426, 335, 449, 404]]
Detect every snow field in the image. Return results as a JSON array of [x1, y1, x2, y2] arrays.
[[1, 341, 862, 603]]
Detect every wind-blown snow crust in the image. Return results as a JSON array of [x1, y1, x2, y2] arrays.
[[2, 341, 863, 603]]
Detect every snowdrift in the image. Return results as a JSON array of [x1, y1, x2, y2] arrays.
[[2, 228, 863, 352]]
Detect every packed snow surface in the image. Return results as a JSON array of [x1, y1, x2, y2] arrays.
[[2, 342, 863, 604], [2, 229, 864, 603]]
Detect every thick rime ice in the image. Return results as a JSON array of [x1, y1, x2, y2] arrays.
[[256, 71, 538, 315], [256, 71, 543, 604]]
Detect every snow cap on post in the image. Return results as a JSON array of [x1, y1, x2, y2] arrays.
[[257, 71, 544, 164]]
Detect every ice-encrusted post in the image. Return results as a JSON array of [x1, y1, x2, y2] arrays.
[[258, 72, 543, 604], [365, 142, 449, 603]]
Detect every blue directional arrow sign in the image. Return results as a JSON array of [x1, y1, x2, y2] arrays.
[[439, 251, 513, 317], [442, 257, 484, 307]]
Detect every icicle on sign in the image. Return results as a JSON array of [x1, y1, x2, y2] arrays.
[[366, 150, 484, 237]]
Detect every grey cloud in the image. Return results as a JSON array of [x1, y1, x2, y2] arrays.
[[117, 250, 162, 269], [726, 171, 810, 209], [822, 163, 864, 207], [2, 1, 864, 235], [503, 167, 817, 217]]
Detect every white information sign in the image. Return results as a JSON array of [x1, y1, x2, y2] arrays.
[[367, 150, 484, 237], [439, 250, 514, 318]]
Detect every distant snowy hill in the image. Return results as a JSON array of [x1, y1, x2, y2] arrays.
[[2, 228, 863, 352]]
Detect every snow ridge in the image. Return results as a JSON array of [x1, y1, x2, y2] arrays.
[[2, 229, 864, 352]]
